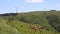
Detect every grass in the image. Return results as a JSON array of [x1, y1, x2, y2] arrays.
[[0, 11, 60, 34], [0, 22, 20, 34]]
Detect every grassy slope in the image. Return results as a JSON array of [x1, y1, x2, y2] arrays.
[[0, 22, 20, 34], [18, 11, 58, 29], [0, 20, 60, 34], [0, 11, 60, 34]]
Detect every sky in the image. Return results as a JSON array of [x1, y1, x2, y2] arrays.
[[0, 0, 60, 14]]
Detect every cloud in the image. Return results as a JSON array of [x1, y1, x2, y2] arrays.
[[56, 4, 60, 7], [26, 0, 43, 3]]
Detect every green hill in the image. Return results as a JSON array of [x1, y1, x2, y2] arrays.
[[0, 11, 60, 34]]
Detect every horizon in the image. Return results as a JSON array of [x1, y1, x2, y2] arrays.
[[0, 10, 60, 14]]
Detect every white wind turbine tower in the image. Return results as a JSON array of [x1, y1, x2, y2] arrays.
[[15, 8, 18, 13]]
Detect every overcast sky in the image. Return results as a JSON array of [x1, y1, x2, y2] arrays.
[[0, 0, 60, 14]]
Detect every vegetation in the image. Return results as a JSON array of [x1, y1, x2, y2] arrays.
[[0, 10, 60, 34]]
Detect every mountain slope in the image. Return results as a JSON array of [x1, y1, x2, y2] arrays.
[[0, 22, 20, 34], [0, 11, 60, 34]]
